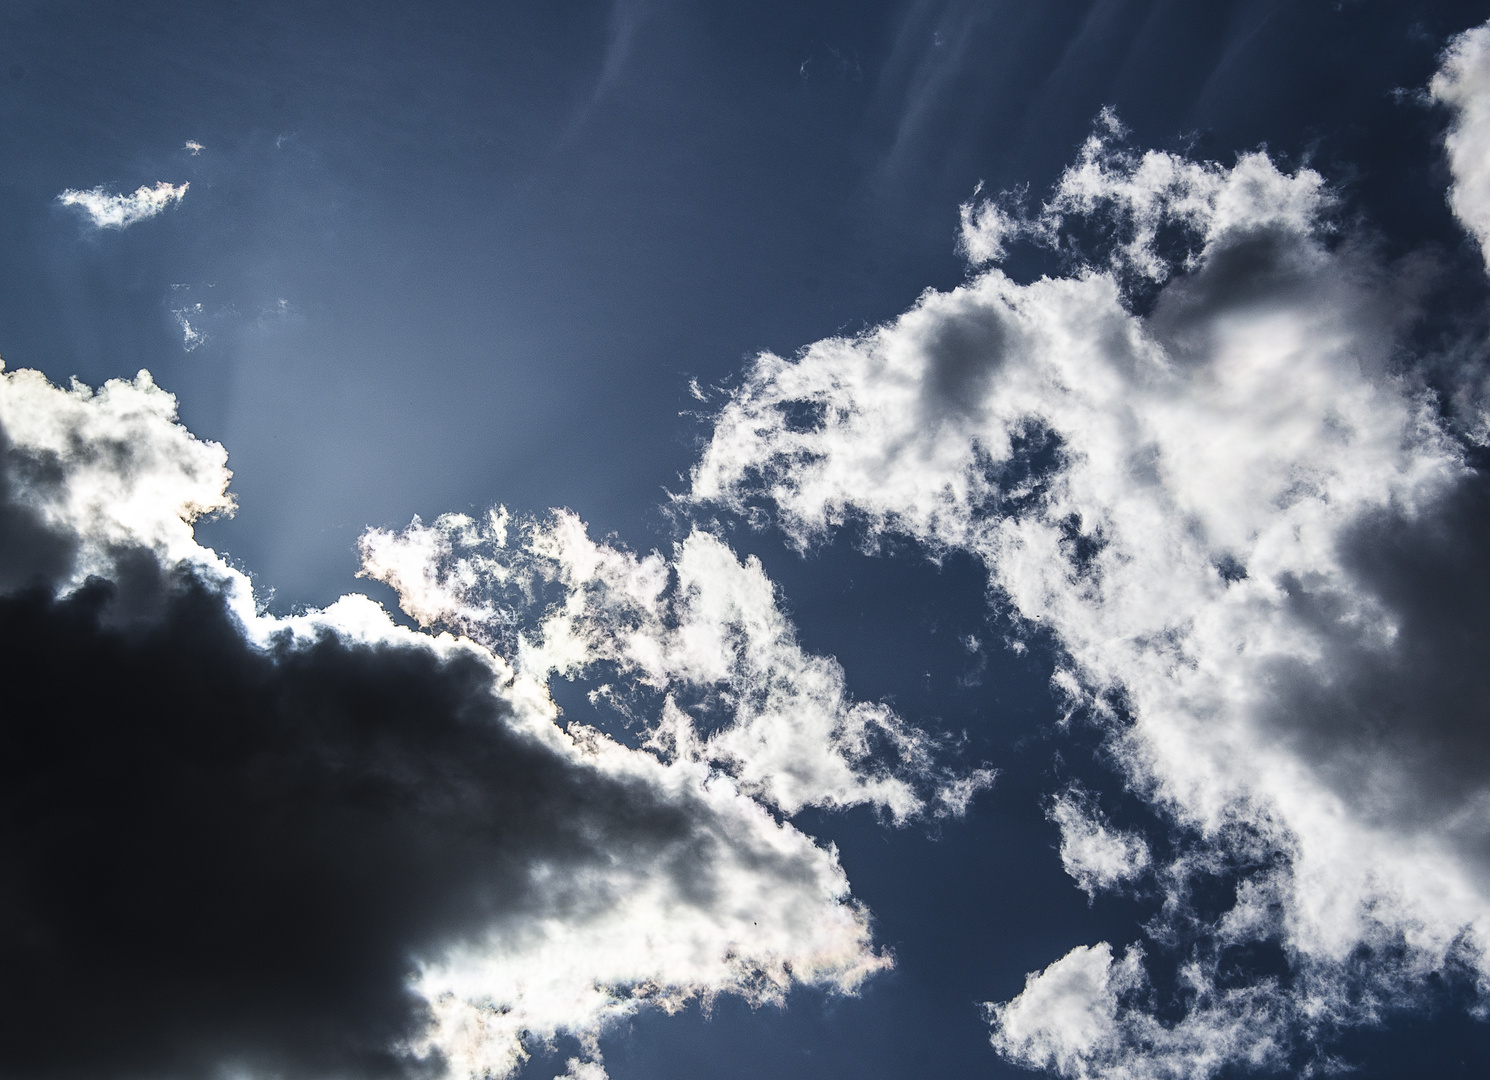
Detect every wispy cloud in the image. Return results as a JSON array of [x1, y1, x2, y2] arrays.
[[1047, 787, 1150, 902], [183, 140, 203, 155], [359, 508, 992, 822], [57, 180, 188, 229], [172, 303, 206, 350], [555, 0, 657, 148]]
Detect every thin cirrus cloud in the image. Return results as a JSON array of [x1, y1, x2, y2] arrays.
[[0, 363, 899, 1080], [56, 179, 188, 229], [686, 19, 1490, 1078]]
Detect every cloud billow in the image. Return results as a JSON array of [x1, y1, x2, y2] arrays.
[[686, 27, 1490, 1075]]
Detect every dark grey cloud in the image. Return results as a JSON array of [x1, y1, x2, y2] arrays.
[[0, 367, 888, 1080], [0, 550, 719, 1080], [1259, 467, 1490, 849], [917, 296, 1011, 420], [0, 426, 75, 593]]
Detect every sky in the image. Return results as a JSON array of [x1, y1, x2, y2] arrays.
[[5, 2, 1490, 1078]]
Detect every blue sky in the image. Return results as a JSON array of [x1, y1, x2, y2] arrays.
[[4, 3, 1490, 1079]]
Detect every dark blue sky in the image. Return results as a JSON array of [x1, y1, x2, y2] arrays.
[[4, 3, 1489, 1078], [3, 0, 1475, 606]]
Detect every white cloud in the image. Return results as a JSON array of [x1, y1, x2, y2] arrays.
[[0, 360, 233, 590], [409, 728, 888, 1080], [558, 1058, 608, 1080], [958, 188, 1025, 266], [0, 361, 890, 1080], [412, 738, 887, 1080], [988, 943, 1142, 1077], [184, 140, 204, 155], [688, 110, 1490, 1073], [1048, 788, 1150, 900], [1433, 20, 1490, 269], [955, 105, 1326, 282], [989, 942, 1295, 1080], [57, 180, 189, 229], [359, 508, 991, 822]]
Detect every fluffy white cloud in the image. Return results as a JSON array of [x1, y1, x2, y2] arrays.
[[990, 941, 1294, 1080], [0, 361, 889, 1080], [56, 180, 188, 229], [557, 1058, 608, 1080], [359, 508, 991, 822], [689, 104, 1490, 1074], [1047, 788, 1150, 901], [958, 185, 1026, 266], [1434, 20, 1490, 269], [988, 943, 1141, 1077], [0, 361, 233, 592], [957, 106, 1324, 283]]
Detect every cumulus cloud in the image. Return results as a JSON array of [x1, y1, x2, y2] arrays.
[[0, 362, 888, 1080], [688, 101, 1490, 1074], [358, 509, 991, 822], [56, 180, 189, 229], [956, 105, 1326, 284], [1433, 21, 1490, 268]]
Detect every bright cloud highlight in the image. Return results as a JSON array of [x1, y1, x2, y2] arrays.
[[0, 360, 889, 1080], [687, 80, 1490, 1077], [358, 508, 992, 822], [56, 180, 188, 229]]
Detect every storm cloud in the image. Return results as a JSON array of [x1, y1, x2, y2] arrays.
[[2, 558, 697, 1080], [0, 363, 887, 1080]]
